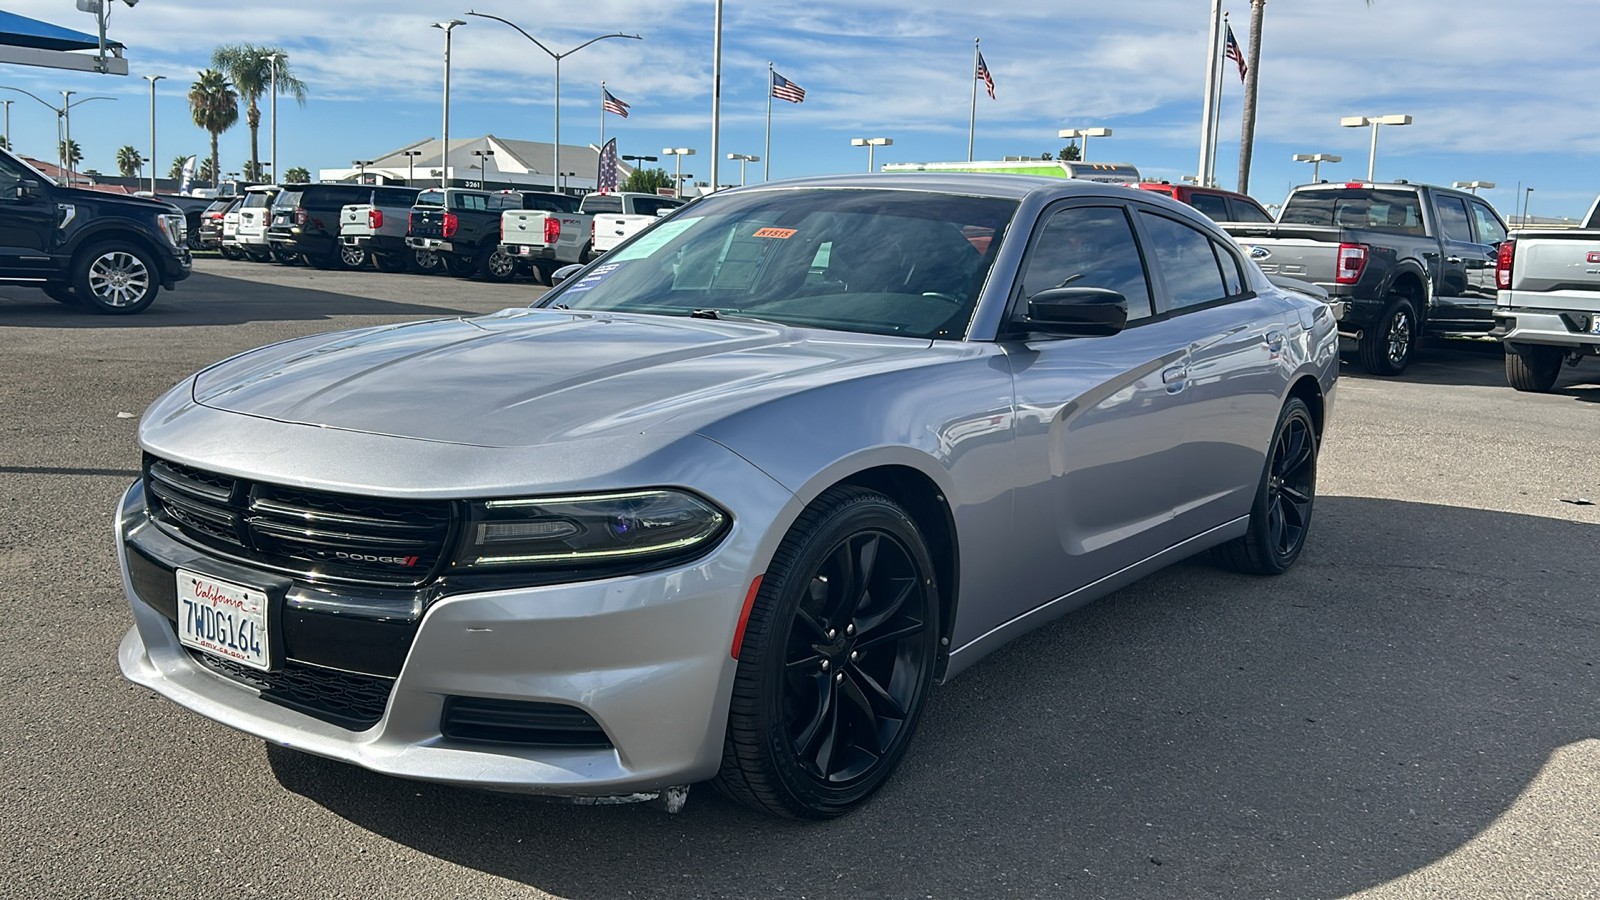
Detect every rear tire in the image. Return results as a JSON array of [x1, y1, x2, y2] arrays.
[[220, 245, 244, 260], [373, 252, 409, 273], [1504, 345, 1563, 393], [410, 249, 444, 275], [1212, 398, 1318, 576], [1357, 294, 1419, 376], [480, 245, 518, 282], [335, 244, 368, 270], [246, 247, 272, 263], [528, 260, 553, 286], [72, 242, 160, 315], [444, 252, 477, 278], [713, 486, 940, 819]]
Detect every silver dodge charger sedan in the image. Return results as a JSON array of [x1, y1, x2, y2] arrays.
[[117, 173, 1338, 819]]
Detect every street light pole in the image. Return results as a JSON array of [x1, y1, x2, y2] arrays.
[[726, 153, 758, 186], [850, 137, 892, 173], [1058, 127, 1112, 162], [1523, 187, 1535, 225], [61, 90, 73, 180], [710, 0, 723, 192], [142, 75, 164, 194], [405, 149, 423, 185], [465, 12, 642, 197], [1, 101, 10, 153], [662, 148, 694, 196], [1292, 153, 1341, 183], [432, 20, 466, 189], [1341, 115, 1411, 181], [261, 53, 284, 183]]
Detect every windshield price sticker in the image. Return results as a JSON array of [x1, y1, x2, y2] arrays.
[[752, 227, 797, 239], [563, 261, 629, 293], [176, 570, 270, 671], [611, 217, 702, 261]]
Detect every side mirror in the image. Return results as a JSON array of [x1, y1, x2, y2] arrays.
[[550, 263, 584, 285], [14, 181, 39, 202], [1024, 287, 1128, 337], [655, 208, 673, 218]]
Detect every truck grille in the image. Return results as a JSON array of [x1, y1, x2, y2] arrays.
[[144, 455, 456, 587]]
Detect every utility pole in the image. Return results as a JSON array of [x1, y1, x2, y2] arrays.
[[1237, 0, 1265, 194], [142, 75, 164, 194], [1196, 0, 1222, 186]]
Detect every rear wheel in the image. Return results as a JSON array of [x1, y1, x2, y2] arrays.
[[1504, 345, 1563, 393], [410, 249, 444, 275], [245, 247, 272, 263], [73, 243, 160, 315], [480, 245, 517, 282], [1358, 294, 1419, 376], [444, 252, 477, 278], [220, 245, 244, 260], [336, 244, 368, 270], [373, 252, 409, 273], [1213, 398, 1318, 576], [714, 486, 940, 819], [528, 260, 553, 286]]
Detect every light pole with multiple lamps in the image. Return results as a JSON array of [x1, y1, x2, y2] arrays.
[[1292, 153, 1341, 183], [471, 148, 495, 186], [432, 19, 466, 189], [1058, 127, 1112, 162], [726, 153, 758, 186], [353, 159, 374, 181], [142, 75, 164, 194], [261, 52, 284, 183], [59, 91, 115, 184], [662, 148, 694, 196], [849, 137, 892, 173], [1340, 115, 1411, 181], [1452, 180, 1495, 196], [464, 11, 641, 196]]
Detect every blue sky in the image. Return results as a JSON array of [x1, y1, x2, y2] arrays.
[[4, 0, 1599, 219]]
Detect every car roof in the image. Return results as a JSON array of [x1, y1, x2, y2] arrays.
[[722, 172, 1112, 202]]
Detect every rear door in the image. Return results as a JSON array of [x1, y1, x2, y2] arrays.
[[1430, 191, 1491, 327]]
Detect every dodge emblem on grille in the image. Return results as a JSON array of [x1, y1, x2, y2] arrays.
[[335, 551, 419, 566]]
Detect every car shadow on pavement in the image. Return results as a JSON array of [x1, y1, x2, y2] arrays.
[[0, 269, 488, 328], [263, 495, 1599, 899], [1343, 339, 1600, 396]]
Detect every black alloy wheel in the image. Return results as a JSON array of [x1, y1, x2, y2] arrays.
[[715, 486, 940, 819], [1358, 294, 1418, 376], [1213, 397, 1318, 576]]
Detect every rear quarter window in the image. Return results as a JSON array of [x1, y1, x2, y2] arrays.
[[1228, 198, 1274, 223], [1186, 192, 1231, 221]]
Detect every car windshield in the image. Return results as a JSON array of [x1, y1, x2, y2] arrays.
[[541, 188, 1017, 340]]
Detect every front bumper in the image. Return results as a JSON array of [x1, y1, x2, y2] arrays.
[[115, 448, 785, 795]]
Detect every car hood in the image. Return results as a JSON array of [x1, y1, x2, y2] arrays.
[[191, 309, 935, 448]]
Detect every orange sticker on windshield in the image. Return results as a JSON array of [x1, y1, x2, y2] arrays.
[[752, 227, 797, 239]]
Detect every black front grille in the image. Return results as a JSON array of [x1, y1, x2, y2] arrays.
[[190, 651, 394, 730], [145, 455, 456, 587], [441, 696, 612, 748]]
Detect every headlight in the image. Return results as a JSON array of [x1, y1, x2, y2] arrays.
[[454, 489, 728, 570], [158, 213, 187, 248]]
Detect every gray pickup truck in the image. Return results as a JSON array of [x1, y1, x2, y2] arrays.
[[1490, 195, 1600, 392], [1225, 182, 1509, 375], [339, 186, 422, 273]]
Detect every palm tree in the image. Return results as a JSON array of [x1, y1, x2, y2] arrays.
[[188, 68, 238, 188], [116, 145, 145, 178], [211, 44, 307, 185], [283, 166, 310, 184], [197, 157, 218, 184], [58, 140, 83, 168], [168, 155, 191, 179]]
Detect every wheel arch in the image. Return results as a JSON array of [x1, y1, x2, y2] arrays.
[[1383, 263, 1430, 320], [1286, 374, 1326, 439], [66, 225, 168, 277]]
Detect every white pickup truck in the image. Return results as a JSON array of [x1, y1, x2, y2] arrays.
[[496, 192, 585, 283], [1490, 195, 1600, 392], [585, 192, 686, 255]]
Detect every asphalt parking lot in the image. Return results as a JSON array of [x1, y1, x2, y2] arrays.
[[2, 257, 1597, 899]]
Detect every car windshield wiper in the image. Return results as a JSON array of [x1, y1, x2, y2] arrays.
[[689, 308, 783, 326]]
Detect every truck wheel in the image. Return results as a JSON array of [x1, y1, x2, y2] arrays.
[[73, 243, 160, 315], [445, 252, 477, 278], [480, 246, 518, 282], [43, 284, 79, 305], [373, 252, 408, 273], [579, 243, 595, 264], [1504, 346, 1563, 393], [336, 244, 368, 270], [410, 249, 444, 275], [528, 260, 553, 286], [1357, 294, 1418, 376]]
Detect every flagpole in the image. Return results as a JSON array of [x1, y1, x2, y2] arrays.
[[764, 62, 773, 181], [1197, 0, 1222, 183], [1209, 15, 1228, 187], [599, 81, 606, 155], [968, 38, 979, 162]]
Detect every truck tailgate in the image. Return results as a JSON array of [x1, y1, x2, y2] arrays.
[[1512, 231, 1600, 299], [592, 214, 654, 253], [410, 208, 447, 239], [1228, 235, 1341, 284], [340, 204, 376, 238]]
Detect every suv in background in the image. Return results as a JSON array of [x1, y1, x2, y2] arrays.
[[0, 146, 191, 314], [1133, 182, 1275, 223], [267, 183, 389, 270], [235, 186, 280, 263]]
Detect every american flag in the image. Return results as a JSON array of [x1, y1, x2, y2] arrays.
[[1224, 23, 1248, 82], [976, 51, 995, 100], [602, 88, 630, 118], [771, 71, 805, 103], [596, 138, 619, 193]]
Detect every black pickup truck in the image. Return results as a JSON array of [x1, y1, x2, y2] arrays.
[[405, 188, 529, 282], [0, 147, 192, 314], [1224, 181, 1509, 374]]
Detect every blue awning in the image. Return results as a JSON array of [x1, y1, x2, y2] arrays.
[[0, 9, 122, 53]]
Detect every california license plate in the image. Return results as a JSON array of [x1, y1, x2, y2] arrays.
[[176, 570, 269, 671]]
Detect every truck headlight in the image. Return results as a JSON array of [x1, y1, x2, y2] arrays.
[[455, 489, 728, 570], [158, 213, 187, 248]]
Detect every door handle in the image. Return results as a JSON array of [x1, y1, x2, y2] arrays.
[[1265, 330, 1286, 352], [1161, 364, 1189, 385], [1445, 256, 1463, 264]]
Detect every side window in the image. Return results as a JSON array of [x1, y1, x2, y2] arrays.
[[1228, 198, 1274, 223], [1138, 211, 1228, 310], [1186, 192, 1230, 221], [1469, 201, 1507, 245], [0, 154, 27, 194], [455, 193, 489, 212], [1434, 196, 1474, 242], [1020, 205, 1153, 321], [1213, 240, 1245, 296]]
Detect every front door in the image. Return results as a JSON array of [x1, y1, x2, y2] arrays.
[[0, 155, 56, 279]]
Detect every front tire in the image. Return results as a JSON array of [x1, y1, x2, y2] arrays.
[[43, 283, 79, 305], [1504, 345, 1562, 393], [1213, 397, 1318, 576], [1358, 294, 1419, 376], [72, 243, 159, 315], [714, 486, 940, 819]]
